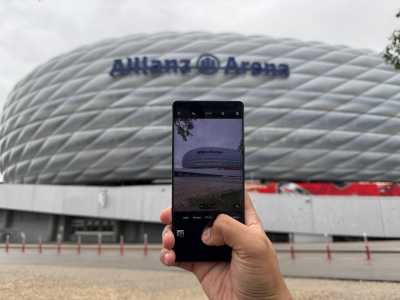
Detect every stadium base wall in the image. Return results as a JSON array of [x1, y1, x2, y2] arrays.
[[1, 184, 400, 238], [0, 208, 164, 244], [0, 209, 55, 243]]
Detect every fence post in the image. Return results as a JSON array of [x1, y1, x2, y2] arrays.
[[97, 233, 102, 256], [363, 232, 372, 262], [38, 236, 43, 254], [77, 235, 81, 255], [144, 233, 148, 256], [57, 233, 62, 255], [5, 234, 9, 254], [21, 232, 26, 254], [120, 235, 124, 256], [289, 233, 295, 260], [325, 233, 332, 263]]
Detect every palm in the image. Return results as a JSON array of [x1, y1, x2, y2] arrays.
[[178, 261, 234, 299]]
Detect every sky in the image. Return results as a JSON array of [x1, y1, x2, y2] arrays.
[[0, 0, 399, 110]]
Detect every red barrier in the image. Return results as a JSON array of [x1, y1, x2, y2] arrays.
[[365, 244, 372, 261], [120, 235, 124, 256], [363, 233, 372, 263], [5, 236, 9, 254], [325, 234, 332, 263], [21, 235, 26, 254], [144, 233, 148, 256], [289, 243, 295, 260], [289, 233, 295, 260], [326, 243, 332, 262], [57, 237, 62, 255], [97, 234, 102, 256], [38, 237, 43, 254], [77, 235, 81, 255]]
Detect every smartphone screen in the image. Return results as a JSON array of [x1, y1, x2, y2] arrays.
[[172, 101, 244, 261]]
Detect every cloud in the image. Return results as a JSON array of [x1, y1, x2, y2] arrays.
[[0, 0, 399, 112]]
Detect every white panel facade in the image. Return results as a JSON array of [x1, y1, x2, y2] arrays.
[[1, 32, 400, 184]]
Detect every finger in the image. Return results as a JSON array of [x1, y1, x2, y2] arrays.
[[244, 192, 263, 228], [159, 248, 196, 273], [202, 214, 248, 248], [160, 207, 172, 225], [160, 248, 175, 266], [162, 225, 175, 250], [159, 249, 221, 284], [162, 224, 171, 237], [159, 249, 195, 272]]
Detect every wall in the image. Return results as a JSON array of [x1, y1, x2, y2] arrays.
[[0, 210, 55, 242], [1, 184, 400, 238], [251, 193, 395, 237]]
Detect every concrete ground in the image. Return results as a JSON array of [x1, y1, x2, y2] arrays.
[[1, 264, 400, 300]]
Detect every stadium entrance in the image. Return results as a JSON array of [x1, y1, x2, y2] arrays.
[[69, 217, 118, 243]]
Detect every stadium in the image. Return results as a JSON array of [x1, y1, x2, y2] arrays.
[[1, 31, 400, 243], [182, 148, 242, 170]]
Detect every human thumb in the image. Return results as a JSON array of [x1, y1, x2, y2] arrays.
[[201, 214, 248, 249]]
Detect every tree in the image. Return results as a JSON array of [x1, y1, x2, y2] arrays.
[[384, 10, 400, 69], [174, 117, 195, 141]]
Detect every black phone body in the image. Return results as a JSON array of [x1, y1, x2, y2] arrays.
[[172, 100, 245, 261]]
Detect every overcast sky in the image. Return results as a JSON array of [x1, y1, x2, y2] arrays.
[[0, 0, 399, 110]]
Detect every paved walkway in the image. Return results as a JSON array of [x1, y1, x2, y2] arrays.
[[1, 264, 400, 300]]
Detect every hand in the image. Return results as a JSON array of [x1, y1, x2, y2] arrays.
[[160, 193, 292, 300]]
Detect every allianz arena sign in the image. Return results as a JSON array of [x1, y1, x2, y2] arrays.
[[109, 53, 290, 78]]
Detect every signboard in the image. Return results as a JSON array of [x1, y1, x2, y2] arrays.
[[109, 53, 290, 78]]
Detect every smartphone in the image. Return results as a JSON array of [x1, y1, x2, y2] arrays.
[[172, 100, 245, 261]]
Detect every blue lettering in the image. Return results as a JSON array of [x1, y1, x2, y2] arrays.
[[165, 59, 178, 73], [240, 61, 250, 74], [150, 59, 162, 74], [264, 63, 278, 76], [250, 62, 262, 75], [225, 57, 239, 74], [278, 64, 290, 78], [142, 57, 148, 74], [127, 57, 141, 74], [109, 59, 127, 77], [179, 59, 191, 74], [110, 55, 290, 78]]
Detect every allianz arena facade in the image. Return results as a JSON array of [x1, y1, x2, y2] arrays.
[[2, 32, 400, 185], [3, 32, 400, 243]]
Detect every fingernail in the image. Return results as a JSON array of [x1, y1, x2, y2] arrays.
[[202, 228, 211, 243]]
